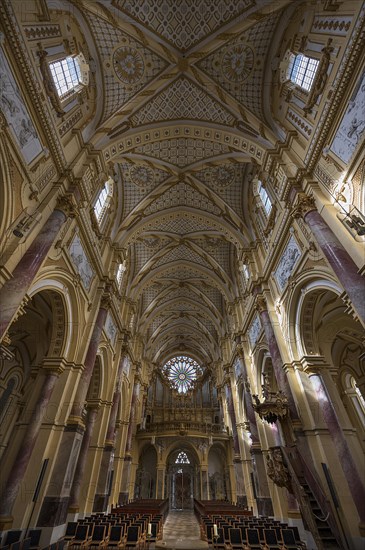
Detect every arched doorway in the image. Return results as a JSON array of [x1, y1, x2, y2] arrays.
[[166, 449, 197, 510]]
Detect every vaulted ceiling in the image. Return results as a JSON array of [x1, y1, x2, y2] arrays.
[[77, 0, 293, 368]]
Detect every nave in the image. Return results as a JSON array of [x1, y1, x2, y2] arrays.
[[0, 499, 311, 550]]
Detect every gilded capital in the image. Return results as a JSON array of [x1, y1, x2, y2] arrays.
[[56, 194, 78, 218], [100, 292, 112, 310], [292, 193, 316, 219], [255, 294, 267, 314]]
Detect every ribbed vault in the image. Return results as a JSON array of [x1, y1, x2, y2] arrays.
[[81, 0, 294, 369]]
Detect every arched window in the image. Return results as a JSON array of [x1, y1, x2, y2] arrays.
[[348, 375, 365, 427], [175, 451, 190, 464], [49, 56, 83, 98], [242, 263, 250, 280], [287, 53, 319, 92], [94, 178, 113, 225], [257, 180, 272, 215], [116, 262, 126, 287]]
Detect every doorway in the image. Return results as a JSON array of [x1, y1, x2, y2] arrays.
[[172, 469, 192, 509]]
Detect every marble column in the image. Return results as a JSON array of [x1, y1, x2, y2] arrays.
[[125, 376, 140, 455], [255, 293, 298, 420], [156, 466, 165, 499], [68, 405, 99, 513], [69, 295, 110, 420], [93, 354, 125, 512], [251, 449, 274, 516], [309, 369, 365, 524], [225, 378, 240, 454], [0, 364, 61, 528], [294, 193, 365, 325], [119, 375, 140, 503], [200, 468, 209, 500], [37, 294, 109, 527], [0, 195, 76, 341], [237, 355, 259, 445]]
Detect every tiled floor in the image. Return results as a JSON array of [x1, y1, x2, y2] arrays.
[[155, 510, 208, 549]]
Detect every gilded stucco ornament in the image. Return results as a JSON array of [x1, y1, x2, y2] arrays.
[[221, 44, 254, 82], [213, 165, 235, 187], [266, 447, 292, 491], [252, 374, 288, 424], [129, 165, 154, 187], [292, 193, 317, 219], [113, 47, 145, 84]]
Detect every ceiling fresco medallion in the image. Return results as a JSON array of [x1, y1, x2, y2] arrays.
[[221, 44, 254, 82], [213, 165, 235, 187], [129, 165, 154, 187], [113, 46, 145, 84]]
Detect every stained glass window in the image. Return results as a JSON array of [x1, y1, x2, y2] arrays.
[[162, 355, 202, 393], [175, 452, 190, 464]]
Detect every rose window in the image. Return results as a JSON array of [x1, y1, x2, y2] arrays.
[[162, 355, 203, 393]]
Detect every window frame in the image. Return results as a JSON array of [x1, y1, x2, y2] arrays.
[[257, 180, 272, 216], [49, 55, 83, 99], [93, 178, 114, 227], [287, 53, 319, 92]]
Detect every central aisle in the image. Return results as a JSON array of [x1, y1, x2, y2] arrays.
[[156, 510, 208, 550]]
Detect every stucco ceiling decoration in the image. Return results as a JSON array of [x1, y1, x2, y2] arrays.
[[118, 161, 171, 220], [132, 137, 232, 168], [197, 12, 280, 119], [87, 1, 291, 366], [192, 162, 248, 219], [129, 75, 237, 127], [112, 0, 256, 52], [84, 10, 169, 123]]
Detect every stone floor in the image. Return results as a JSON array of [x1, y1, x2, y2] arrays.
[[155, 510, 208, 550]]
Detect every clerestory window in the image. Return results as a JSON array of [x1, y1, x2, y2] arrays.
[[94, 178, 113, 225], [242, 264, 250, 280], [49, 56, 82, 98], [288, 53, 319, 92], [257, 180, 272, 215], [116, 262, 126, 287]]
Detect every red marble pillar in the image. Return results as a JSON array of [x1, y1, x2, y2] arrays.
[[0, 367, 60, 523], [119, 374, 140, 503], [309, 370, 365, 524], [0, 195, 76, 341], [225, 377, 240, 455], [68, 405, 99, 512], [69, 295, 110, 420], [237, 354, 259, 444], [125, 376, 140, 455], [294, 193, 365, 325], [37, 293, 110, 527], [255, 294, 298, 420], [93, 354, 126, 512]]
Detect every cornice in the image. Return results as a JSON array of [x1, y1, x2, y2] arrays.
[[0, 0, 66, 172], [304, 5, 365, 172]]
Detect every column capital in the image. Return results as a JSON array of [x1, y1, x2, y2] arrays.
[[255, 294, 267, 314], [100, 291, 112, 310], [300, 355, 328, 375], [56, 193, 78, 218], [292, 193, 316, 219], [41, 357, 68, 376]]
